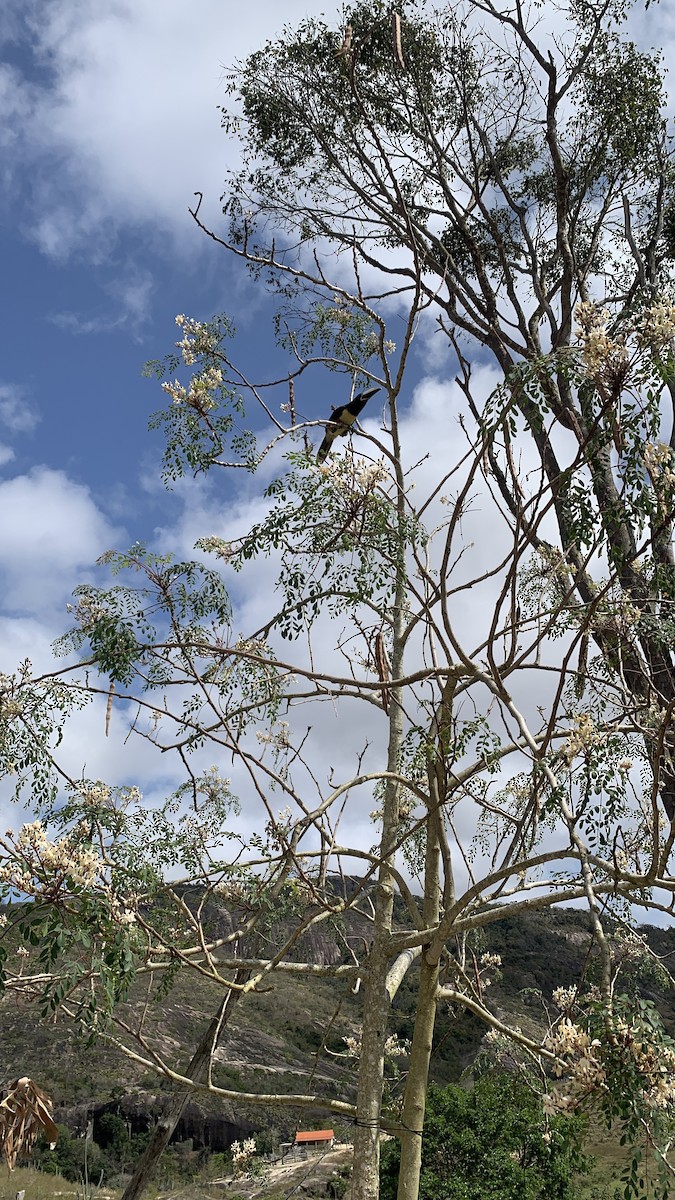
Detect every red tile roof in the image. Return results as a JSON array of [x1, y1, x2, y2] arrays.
[[294, 1131, 334, 1143]]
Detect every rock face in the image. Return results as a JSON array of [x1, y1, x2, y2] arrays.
[[54, 1094, 254, 1152], [171, 1101, 252, 1151]]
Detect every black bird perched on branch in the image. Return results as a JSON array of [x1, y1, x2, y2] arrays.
[[316, 387, 380, 464]]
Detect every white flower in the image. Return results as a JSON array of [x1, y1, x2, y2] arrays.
[[644, 442, 675, 490], [636, 297, 675, 349], [479, 952, 502, 969], [552, 985, 577, 1012], [561, 712, 603, 766]]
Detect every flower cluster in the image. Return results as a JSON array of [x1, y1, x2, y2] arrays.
[[479, 952, 502, 969], [192, 765, 231, 803], [343, 1034, 360, 1056], [318, 451, 389, 502], [552, 985, 578, 1013], [174, 314, 217, 364], [561, 712, 603, 766], [333, 308, 352, 328], [357, 460, 388, 491], [361, 330, 396, 356], [230, 1138, 257, 1176], [635, 297, 675, 349], [78, 781, 112, 808], [0, 663, 31, 699], [575, 302, 629, 390], [65, 594, 108, 632], [544, 1004, 675, 1118], [613, 927, 649, 963], [383, 1033, 409, 1059], [213, 877, 249, 902], [196, 535, 235, 562], [543, 1019, 605, 1113], [0, 821, 104, 896], [609, 1013, 675, 1111], [256, 719, 290, 749], [235, 636, 269, 658], [644, 441, 675, 490], [161, 365, 223, 412]]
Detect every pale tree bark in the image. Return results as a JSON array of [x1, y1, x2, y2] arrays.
[[351, 490, 408, 1200], [396, 678, 456, 1200]]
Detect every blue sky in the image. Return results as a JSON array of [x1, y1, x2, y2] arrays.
[[3, 0, 671, 630], [0, 0, 345, 586], [3, 0, 675, 915], [0, 3, 318, 825], [2, 0, 435, 853]]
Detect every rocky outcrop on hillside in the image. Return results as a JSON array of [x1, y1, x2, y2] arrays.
[[54, 1094, 253, 1152], [2, 895, 674, 1159]]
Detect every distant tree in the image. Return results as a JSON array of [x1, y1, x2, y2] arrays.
[[380, 1074, 590, 1200]]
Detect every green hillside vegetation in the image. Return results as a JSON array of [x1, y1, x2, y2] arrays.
[[2, 903, 674, 1198]]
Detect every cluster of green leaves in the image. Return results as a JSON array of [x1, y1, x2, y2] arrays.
[[233, 453, 418, 637], [275, 297, 380, 373], [35, 1117, 150, 1183], [55, 544, 233, 688], [144, 313, 258, 480], [380, 1073, 590, 1200], [233, 2, 454, 174], [225, 0, 669, 320], [13, 888, 145, 1030], [573, 32, 666, 179], [0, 660, 90, 810]]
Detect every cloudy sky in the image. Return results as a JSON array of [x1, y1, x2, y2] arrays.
[[2, 0, 456, 846], [0, 1, 350, 829], [1, 0, 673, 913], [0, 0, 327, 572]]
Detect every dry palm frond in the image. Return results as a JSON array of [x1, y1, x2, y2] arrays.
[[0, 1077, 59, 1171]]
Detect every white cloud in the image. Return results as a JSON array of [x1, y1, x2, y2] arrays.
[[3, 0, 671, 267], [49, 265, 154, 337], [0, 466, 123, 613], [0, 383, 40, 435], [0, 64, 32, 158], [5, 0, 339, 260]]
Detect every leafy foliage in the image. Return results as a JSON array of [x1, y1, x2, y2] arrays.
[[380, 1074, 590, 1200]]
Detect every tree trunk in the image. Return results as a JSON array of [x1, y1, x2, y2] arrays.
[[395, 956, 439, 1200], [396, 680, 454, 1200], [395, 829, 442, 1200], [351, 517, 407, 1200], [350, 881, 397, 1200], [121, 972, 248, 1200]]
